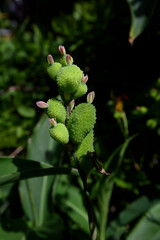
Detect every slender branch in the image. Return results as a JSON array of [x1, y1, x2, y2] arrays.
[[73, 152, 98, 240]]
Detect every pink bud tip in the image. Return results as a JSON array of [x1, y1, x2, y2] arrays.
[[87, 91, 95, 104], [36, 101, 49, 109], [47, 54, 54, 65], [49, 118, 57, 127], [69, 100, 75, 111], [82, 74, 88, 83], [59, 45, 66, 55], [66, 54, 73, 65]]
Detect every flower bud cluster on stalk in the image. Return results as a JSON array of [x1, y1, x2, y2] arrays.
[[36, 46, 108, 175]]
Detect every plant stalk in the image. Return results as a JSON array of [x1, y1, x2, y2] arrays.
[[73, 152, 98, 240]]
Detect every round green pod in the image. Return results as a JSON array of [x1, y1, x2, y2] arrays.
[[56, 65, 83, 94], [47, 99, 66, 123], [47, 62, 62, 81], [72, 83, 88, 99], [49, 123, 69, 144], [67, 103, 96, 144]]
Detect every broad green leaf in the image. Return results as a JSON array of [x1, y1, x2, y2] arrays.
[[55, 175, 89, 233], [98, 135, 137, 240], [19, 114, 66, 226], [26, 215, 64, 240], [126, 0, 157, 42], [127, 202, 160, 240], [0, 157, 78, 186], [0, 225, 25, 240], [106, 196, 152, 239]]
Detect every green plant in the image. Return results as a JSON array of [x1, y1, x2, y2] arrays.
[[0, 1, 160, 239]]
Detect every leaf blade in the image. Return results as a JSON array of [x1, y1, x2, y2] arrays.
[[127, 0, 157, 42]]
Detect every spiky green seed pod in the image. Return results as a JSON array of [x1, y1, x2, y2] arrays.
[[57, 65, 83, 94], [72, 83, 88, 99], [49, 123, 69, 144], [47, 99, 66, 123], [76, 130, 94, 160], [77, 131, 95, 173], [69, 131, 94, 169], [47, 62, 62, 81], [67, 103, 96, 144]]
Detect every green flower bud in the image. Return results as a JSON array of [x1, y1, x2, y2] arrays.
[[49, 123, 69, 144], [150, 88, 158, 98], [146, 118, 158, 129], [60, 55, 74, 66], [57, 65, 83, 94], [47, 99, 66, 123], [67, 103, 96, 144], [47, 62, 62, 81], [77, 131, 95, 172], [72, 83, 88, 99]]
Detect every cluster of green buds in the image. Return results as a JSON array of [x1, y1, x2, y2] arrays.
[[36, 46, 101, 174]]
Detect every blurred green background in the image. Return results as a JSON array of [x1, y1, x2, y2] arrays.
[[1, 0, 160, 239]]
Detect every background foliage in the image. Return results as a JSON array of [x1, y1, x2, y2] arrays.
[[1, 0, 160, 239]]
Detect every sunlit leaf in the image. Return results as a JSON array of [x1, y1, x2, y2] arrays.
[[0, 157, 78, 186], [19, 114, 66, 226], [127, 202, 160, 240], [126, 0, 157, 43]]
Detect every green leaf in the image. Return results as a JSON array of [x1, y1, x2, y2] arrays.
[[0, 157, 78, 186], [17, 106, 36, 118], [98, 135, 137, 240], [0, 225, 25, 240], [126, 0, 157, 42], [26, 215, 64, 240], [19, 114, 68, 226], [106, 196, 152, 238], [55, 175, 89, 233], [127, 202, 160, 240]]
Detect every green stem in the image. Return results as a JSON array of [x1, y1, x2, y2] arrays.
[[73, 152, 98, 240], [121, 112, 129, 139], [25, 180, 38, 227]]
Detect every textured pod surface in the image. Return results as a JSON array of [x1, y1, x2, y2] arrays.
[[49, 123, 69, 144], [67, 103, 96, 144], [57, 65, 83, 93], [76, 130, 94, 160], [47, 99, 66, 123], [47, 62, 62, 81], [77, 131, 95, 173], [72, 83, 88, 99]]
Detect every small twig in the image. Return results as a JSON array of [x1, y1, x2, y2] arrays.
[[9, 146, 23, 157], [73, 152, 98, 240]]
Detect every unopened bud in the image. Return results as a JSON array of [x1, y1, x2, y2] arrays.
[[69, 100, 75, 111], [66, 54, 73, 65], [47, 54, 54, 65], [59, 45, 66, 55], [82, 74, 88, 84], [36, 101, 49, 109], [87, 91, 95, 104], [49, 118, 57, 127]]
